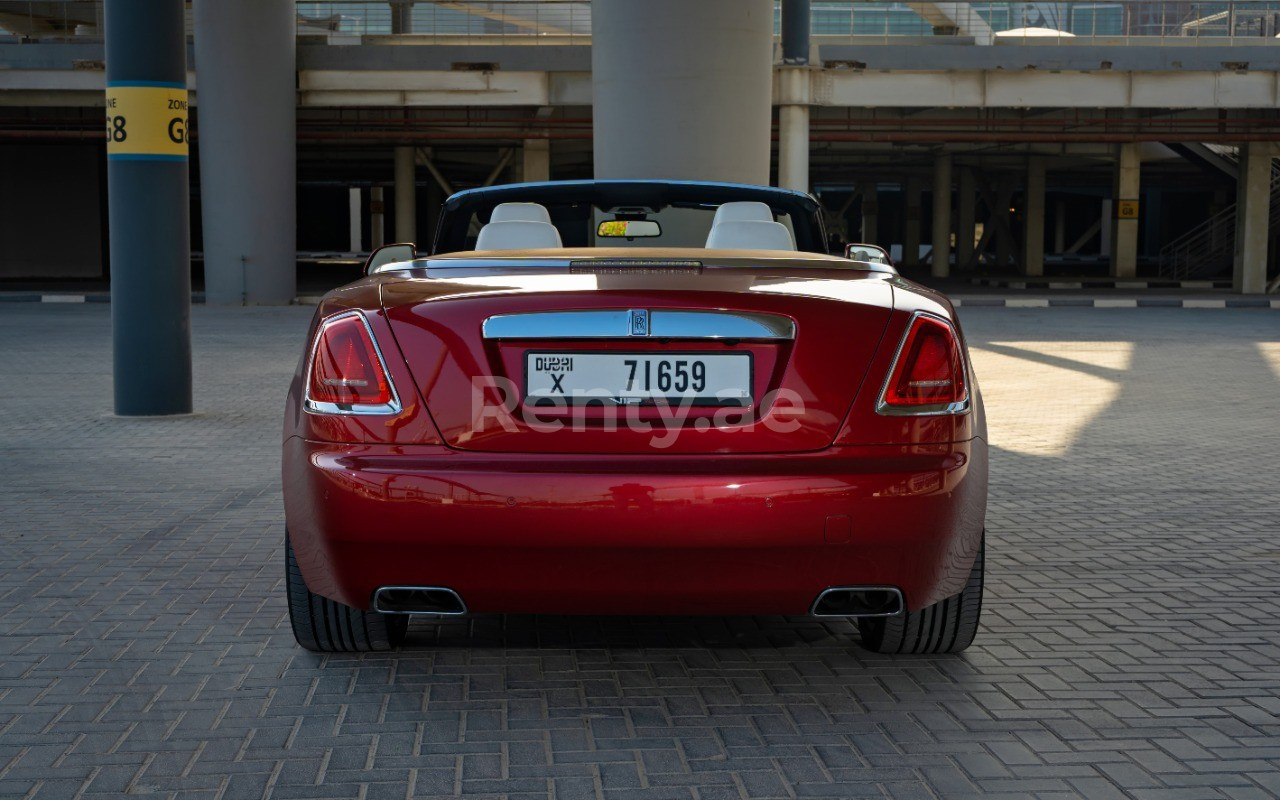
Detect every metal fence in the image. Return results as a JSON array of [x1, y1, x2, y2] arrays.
[[4, 1, 1280, 44]]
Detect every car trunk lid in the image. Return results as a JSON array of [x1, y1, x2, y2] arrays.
[[379, 254, 894, 454]]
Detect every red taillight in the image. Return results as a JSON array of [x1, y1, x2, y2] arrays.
[[306, 312, 397, 411], [881, 314, 967, 410]]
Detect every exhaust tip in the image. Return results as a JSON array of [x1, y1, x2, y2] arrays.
[[811, 586, 904, 618], [373, 586, 467, 615]]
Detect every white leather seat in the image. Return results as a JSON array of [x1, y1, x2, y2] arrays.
[[474, 220, 563, 250], [711, 201, 774, 226], [704, 220, 796, 251], [489, 202, 553, 224]]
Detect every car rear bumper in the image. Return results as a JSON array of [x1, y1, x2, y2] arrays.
[[283, 438, 987, 615]]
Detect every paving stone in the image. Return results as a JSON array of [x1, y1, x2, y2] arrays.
[[1, 305, 1279, 799]]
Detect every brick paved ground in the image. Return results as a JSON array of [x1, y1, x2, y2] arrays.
[[1, 305, 1279, 799]]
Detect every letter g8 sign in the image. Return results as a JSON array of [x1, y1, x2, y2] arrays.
[[105, 82, 189, 161]]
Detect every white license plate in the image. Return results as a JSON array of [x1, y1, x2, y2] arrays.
[[525, 352, 752, 406]]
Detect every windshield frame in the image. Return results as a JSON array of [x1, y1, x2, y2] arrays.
[[431, 180, 827, 255]]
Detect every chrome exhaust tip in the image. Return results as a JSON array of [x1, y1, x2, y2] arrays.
[[810, 586, 904, 618], [372, 586, 468, 615]]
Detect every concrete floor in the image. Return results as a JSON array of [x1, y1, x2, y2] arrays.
[[2, 305, 1279, 799]]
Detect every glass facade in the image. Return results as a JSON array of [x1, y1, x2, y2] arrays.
[[296, 1, 1280, 39]]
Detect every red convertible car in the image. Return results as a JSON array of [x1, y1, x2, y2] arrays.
[[283, 181, 987, 654]]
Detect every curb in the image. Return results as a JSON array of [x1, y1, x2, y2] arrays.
[[952, 297, 1280, 309], [0, 293, 207, 305], [968, 279, 1233, 290]]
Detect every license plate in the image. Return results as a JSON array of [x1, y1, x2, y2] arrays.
[[525, 352, 752, 406]]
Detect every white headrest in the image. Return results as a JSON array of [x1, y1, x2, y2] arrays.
[[711, 201, 774, 226], [475, 220, 563, 251], [489, 202, 552, 224], [704, 220, 796, 251]]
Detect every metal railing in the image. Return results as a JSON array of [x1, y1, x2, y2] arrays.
[[5, 1, 1280, 44], [1158, 153, 1280, 280]]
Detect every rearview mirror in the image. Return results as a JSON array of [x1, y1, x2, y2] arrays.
[[597, 220, 662, 239], [364, 243, 416, 275]]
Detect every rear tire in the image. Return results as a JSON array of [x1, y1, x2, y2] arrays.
[[286, 532, 407, 652], [857, 533, 984, 654]]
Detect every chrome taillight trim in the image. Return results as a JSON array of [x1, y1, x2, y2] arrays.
[[481, 309, 796, 340], [303, 310, 404, 416], [875, 310, 971, 417]]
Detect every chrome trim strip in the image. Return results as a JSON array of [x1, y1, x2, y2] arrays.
[[303, 310, 404, 417], [482, 310, 632, 339], [481, 309, 796, 340], [651, 310, 795, 340], [809, 586, 905, 618], [372, 586, 469, 616], [874, 310, 972, 417]]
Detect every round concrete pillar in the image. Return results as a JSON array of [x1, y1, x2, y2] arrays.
[[591, 0, 774, 185], [193, 0, 296, 305], [394, 146, 417, 244]]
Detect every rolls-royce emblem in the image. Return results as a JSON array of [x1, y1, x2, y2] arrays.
[[628, 309, 649, 336]]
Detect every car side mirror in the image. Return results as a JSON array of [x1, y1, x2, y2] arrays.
[[364, 243, 416, 275], [844, 243, 893, 267]]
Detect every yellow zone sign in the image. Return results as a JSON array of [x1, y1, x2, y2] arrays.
[[105, 83, 189, 161]]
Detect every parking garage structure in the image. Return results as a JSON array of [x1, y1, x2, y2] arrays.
[[3, 1, 1280, 302]]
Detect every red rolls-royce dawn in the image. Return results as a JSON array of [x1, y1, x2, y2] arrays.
[[282, 180, 987, 654]]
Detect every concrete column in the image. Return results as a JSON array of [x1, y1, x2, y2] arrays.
[[1053, 200, 1066, 253], [777, 71, 810, 193], [370, 187, 385, 249], [1023, 156, 1046, 276], [1143, 190, 1163, 257], [861, 185, 878, 242], [1100, 199, 1112, 258], [1110, 143, 1141, 278], [193, 0, 295, 305], [523, 138, 550, 183], [1233, 141, 1273, 294], [780, 0, 811, 65], [105, 0, 191, 414], [779, 0, 810, 192], [903, 177, 922, 268], [956, 167, 975, 268], [390, 1, 413, 34], [931, 153, 952, 278], [425, 178, 444, 252], [348, 188, 362, 252], [394, 146, 417, 244], [592, 0, 773, 184]]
